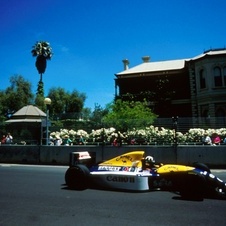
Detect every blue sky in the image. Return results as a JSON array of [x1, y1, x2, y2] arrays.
[[1, 0, 226, 110]]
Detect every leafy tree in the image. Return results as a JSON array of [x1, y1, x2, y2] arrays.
[[48, 87, 68, 116], [34, 94, 45, 111], [81, 107, 92, 121], [67, 90, 86, 113], [102, 99, 157, 131], [1, 75, 33, 118], [89, 103, 109, 129], [31, 41, 53, 96], [0, 90, 6, 122], [47, 87, 86, 119]]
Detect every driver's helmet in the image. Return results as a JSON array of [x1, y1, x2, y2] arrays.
[[145, 156, 155, 166]]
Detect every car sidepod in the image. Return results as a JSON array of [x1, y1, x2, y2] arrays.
[[89, 170, 151, 191]]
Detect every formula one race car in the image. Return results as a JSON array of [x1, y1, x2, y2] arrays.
[[65, 151, 226, 200]]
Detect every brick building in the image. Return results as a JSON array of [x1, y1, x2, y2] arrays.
[[115, 48, 226, 127]]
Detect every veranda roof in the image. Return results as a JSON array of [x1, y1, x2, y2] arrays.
[[116, 49, 226, 76], [116, 59, 187, 76]]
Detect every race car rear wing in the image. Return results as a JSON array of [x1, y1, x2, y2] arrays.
[[69, 151, 93, 167]]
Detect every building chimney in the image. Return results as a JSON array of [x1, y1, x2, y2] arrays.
[[122, 59, 129, 70], [142, 56, 150, 63]]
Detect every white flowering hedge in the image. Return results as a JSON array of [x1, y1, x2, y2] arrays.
[[50, 126, 226, 145]]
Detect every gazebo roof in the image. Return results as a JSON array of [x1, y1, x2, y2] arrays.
[[5, 105, 46, 123]]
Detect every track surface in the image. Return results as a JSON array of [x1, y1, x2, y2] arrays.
[[0, 164, 226, 226]]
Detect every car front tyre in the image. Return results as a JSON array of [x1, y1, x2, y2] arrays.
[[179, 173, 206, 200]]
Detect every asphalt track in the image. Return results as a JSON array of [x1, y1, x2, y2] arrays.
[[0, 164, 226, 226]]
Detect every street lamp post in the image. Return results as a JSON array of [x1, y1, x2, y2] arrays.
[[44, 97, 51, 145]]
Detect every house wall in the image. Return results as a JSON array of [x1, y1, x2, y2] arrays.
[[192, 55, 226, 119]]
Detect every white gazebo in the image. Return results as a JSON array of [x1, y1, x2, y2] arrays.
[[5, 105, 47, 145]]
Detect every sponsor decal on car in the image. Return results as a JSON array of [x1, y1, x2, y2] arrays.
[[116, 155, 133, 163], [152, 178, 173, 187], [107, 176, 135, 183], [98, 166, 121, 171]]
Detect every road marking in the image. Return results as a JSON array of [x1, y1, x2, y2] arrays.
[[212, 169, 226, 173]]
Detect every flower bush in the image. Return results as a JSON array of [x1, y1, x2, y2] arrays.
[[50, 127, 226, 145], [51, 128, 88, 144]]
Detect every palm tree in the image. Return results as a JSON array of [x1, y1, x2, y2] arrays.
[[31, 41, 53, 96]]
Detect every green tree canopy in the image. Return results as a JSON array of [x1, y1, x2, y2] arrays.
[[0, 90, 6, 122], [89, 103, 109, 129], [0, 75, 33, 119], [102, 99, 157, 131], [67, 90, 86, 113], [47, 87, 86, 119]]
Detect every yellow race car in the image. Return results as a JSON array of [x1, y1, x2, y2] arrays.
[[65, 151, 226, 200]]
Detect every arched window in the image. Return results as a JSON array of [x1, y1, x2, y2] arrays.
[[214, 66, 222, 87], [199, 69, 206, 89]]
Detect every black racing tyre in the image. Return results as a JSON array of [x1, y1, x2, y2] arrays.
[[65, 164, 90, 190], [193, 162, 211, 173], [179, 173, 206, 200]]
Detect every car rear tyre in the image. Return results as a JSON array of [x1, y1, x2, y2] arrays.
[[65, 164, 90, 190]]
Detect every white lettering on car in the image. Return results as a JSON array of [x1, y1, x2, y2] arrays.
[[107, 176, 135, 183], [98, 166, 121, 171]]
